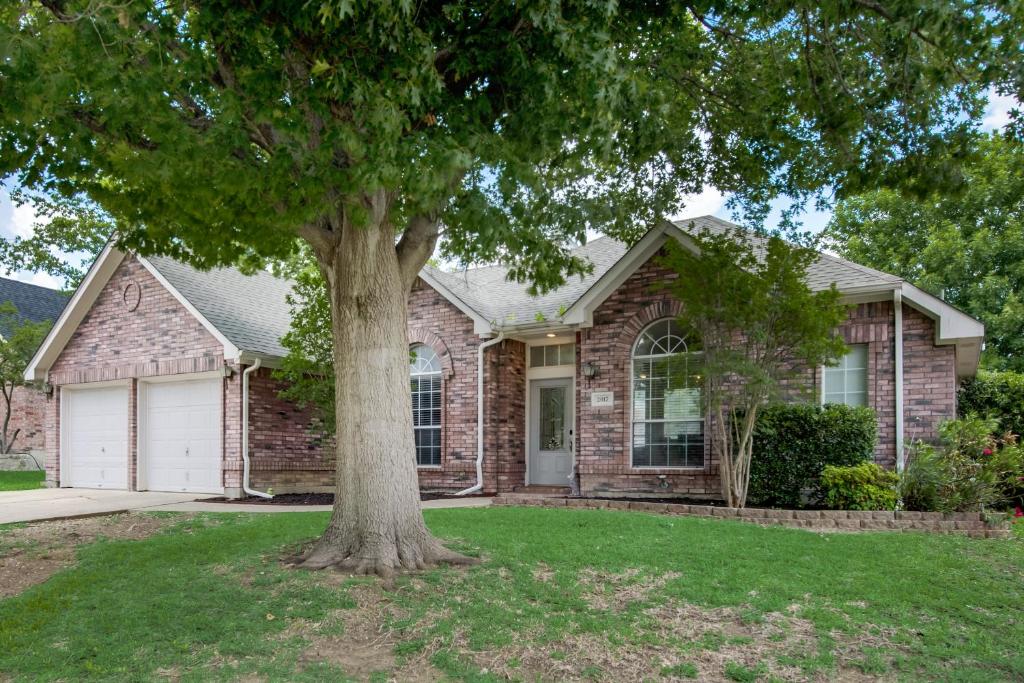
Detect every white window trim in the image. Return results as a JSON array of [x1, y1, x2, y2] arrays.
[[410, 345, 443, 468], [820, 344, 869, 408], [629, 320, 706, 471]]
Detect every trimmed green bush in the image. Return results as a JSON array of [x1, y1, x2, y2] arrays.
[[749, 403, 878, 508], [958, 370, 1024, 439], [821, 463, 899, 511]]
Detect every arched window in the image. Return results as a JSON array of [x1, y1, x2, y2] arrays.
[[410, 344, 442, 466], [631, 319, 704, 468]]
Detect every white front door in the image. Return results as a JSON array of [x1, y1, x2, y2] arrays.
[[528, 378, 574, 486], [63, 385, 130, 489], [142, 378, 223, 494]]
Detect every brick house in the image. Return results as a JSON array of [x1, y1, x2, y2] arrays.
[[25, 216, 984, 498], [0, 276, 69, 461]]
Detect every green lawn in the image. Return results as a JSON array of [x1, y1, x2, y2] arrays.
[[0, 470, 44, 491], [0, 507, 1022, 682]]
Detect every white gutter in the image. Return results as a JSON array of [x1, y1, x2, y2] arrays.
[[241, 359, 273, 498], [894, 290, 905, 472], [455, 331, 506, 496]]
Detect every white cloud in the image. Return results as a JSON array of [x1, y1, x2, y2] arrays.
[[982, 90, 1019, 132], [669, 186, 727, 221]]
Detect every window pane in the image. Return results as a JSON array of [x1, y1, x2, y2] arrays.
[[530, 346, 545, 367], [846, 344, 868, 369], [539, 386, 565, 450], [823, 368, 845, 395], [559, 343, 575, 366]]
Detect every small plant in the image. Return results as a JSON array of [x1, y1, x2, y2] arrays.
[[900, 416, 1024, 512], [661, 662, 698, 678], [820, 463, 899, 510]]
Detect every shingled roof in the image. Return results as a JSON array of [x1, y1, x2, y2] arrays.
[[26, 216, 983, 381], [425, 216, 903, 326], [0, 276, 69, 338]]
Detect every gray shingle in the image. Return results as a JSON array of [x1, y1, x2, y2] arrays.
[[145, 255, 294, 359], [0, 276, 69, 338], [144, 215, 904, 358]]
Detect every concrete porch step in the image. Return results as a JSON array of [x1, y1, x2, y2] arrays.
[[509, 485, 571, 496]]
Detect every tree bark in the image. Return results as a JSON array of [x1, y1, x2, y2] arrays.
[[294, 209, 474, 578]]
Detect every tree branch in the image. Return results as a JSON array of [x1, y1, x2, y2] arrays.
[[395, 214, 440, 291]]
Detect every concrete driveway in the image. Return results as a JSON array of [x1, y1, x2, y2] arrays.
[[0, 488, 492, 524], [0, 488, 215, 525]]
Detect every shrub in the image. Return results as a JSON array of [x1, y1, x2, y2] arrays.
[[749, 403, 878, 508], [958, 370, 1024, 439], [820, 463, 899, 510], [900, 416, 1024, 512]]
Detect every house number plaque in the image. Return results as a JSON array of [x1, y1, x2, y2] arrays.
[[590, 390, 614, 408]]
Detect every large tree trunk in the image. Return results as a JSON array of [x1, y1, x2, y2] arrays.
[[294, 208, 473, 577]]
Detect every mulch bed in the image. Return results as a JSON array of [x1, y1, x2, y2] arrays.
[[201, 491, 479, 505]]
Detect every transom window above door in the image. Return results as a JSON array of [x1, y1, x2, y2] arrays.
[[631, 319, 704, 469], [530, 343, 575, 368], [409, 344, 442, 467]]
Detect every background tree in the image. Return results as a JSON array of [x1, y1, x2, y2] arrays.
[[825, 134, 1024, 370], [660, 230, 848, 507], [0, 1, 1016, 575], [0, 190, 112, 289], [0, 303, 51, 456]]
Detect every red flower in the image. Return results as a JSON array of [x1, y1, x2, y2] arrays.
[[983, 448, 993, 456], [1016, 506, 1024, 518]]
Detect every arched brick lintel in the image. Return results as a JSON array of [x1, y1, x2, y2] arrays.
[[614, 299, 684, 354], [408, 326, 455, 378]]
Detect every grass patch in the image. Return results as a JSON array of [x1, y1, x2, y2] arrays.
[[0, 470, 44, 491], [0, 506, 1021, 681]]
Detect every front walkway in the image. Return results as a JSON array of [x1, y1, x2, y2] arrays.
[[0, 488, 215, 525], [0, 488, 491, 524]]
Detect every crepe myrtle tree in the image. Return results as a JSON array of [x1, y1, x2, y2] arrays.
[[0, 1, 1014, 575], [659, 230, 849, 508]]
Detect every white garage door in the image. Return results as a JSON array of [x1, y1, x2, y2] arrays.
[[63, 385, 129, 489], [143, 378, 223, 494]]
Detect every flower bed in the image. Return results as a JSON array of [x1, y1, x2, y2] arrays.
[[492, 495, 1012, 538]]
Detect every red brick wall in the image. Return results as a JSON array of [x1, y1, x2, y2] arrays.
[[574, 251, 960, 497], [248, 367, 335, 492], [576, 253, 719, 497], [44, 255, 227, 489], [6, 385, 48, 452], [408, 278, 484, 491], [903, 305, 957, 449], [487, 339, 526, 493]]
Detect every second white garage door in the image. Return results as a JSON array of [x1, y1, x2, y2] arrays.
[[142, 378, 223, 494]]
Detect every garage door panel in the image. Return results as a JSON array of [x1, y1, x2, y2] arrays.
[[63, 386, 129, 489], [143, 378, 223, 494]]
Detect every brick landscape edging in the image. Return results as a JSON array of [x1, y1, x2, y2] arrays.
[[491, 496, 1012, 538]]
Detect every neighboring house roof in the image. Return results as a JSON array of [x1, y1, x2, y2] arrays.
[[0, 276, 69, 338], [24, 216, 986, 381]]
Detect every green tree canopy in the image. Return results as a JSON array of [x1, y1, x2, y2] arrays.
[[0, 1, 1018, 574], [825, 134, 1024, 370]]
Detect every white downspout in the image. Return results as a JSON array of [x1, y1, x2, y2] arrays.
[[455, 331, 505, 496], [241, 359, 273, 498], [894, 289, 905, 472]]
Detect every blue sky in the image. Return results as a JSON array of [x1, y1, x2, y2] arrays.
[[0, 89, 1016, 289]]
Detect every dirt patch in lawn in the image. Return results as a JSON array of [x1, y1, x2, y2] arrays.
[[463, 602, 882, 682], [577, 567, 683, 611], [296, 582, 443, 681], [0, 513, 186, 598]]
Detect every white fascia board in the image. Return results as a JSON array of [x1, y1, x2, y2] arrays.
[[24, 242, 126, 382], [416, 270, 493, 335], [136, 256, 242, 361], [899, 281, 985, 343]]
